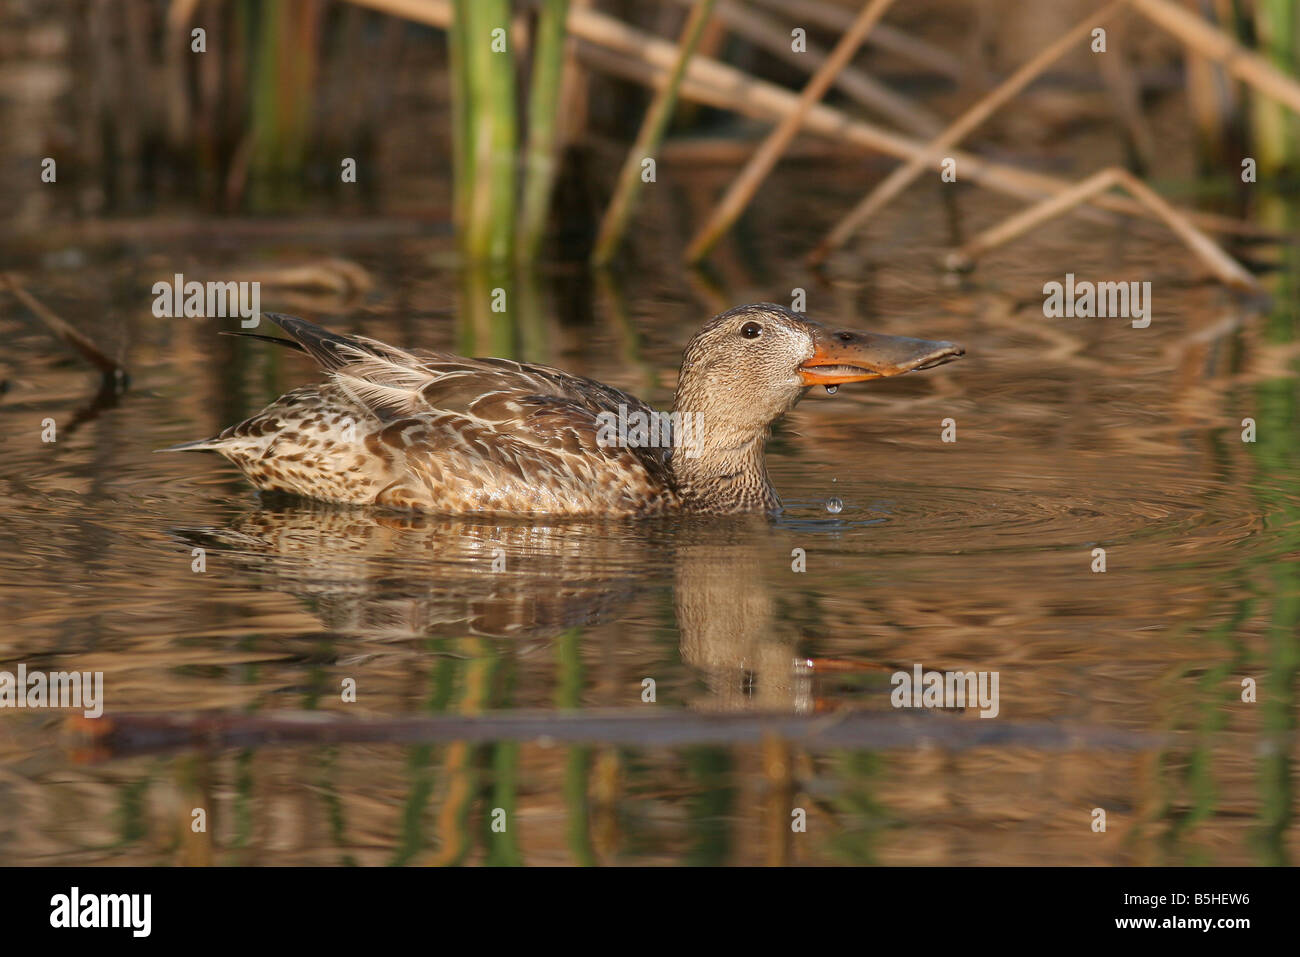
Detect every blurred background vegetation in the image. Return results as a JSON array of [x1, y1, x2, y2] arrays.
[[2, 0, 1298, 268]]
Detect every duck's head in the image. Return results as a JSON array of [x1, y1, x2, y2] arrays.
[[672, 303, 964, 446]]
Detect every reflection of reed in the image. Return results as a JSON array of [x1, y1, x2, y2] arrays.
[[1246, 195, 1299, 865], [557, 627, 596, 866], [175, 753, 214, 866], [430, 638, 491, 866], [390, 653, 455, 866]]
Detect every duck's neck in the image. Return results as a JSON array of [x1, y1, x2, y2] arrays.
[[669, 430, 780, 513]]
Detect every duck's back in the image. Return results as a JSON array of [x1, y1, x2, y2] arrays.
[[185, 316, 679, 516]]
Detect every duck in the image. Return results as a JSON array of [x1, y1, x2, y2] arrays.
[[163, 303, 963, 515]]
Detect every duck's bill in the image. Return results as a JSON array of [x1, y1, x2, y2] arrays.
[[798, 330, 965, 386]]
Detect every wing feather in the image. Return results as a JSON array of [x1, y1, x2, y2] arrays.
[[218, 315, 677, 512]]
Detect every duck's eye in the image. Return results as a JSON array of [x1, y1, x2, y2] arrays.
[[837, 332, 854, 342], [741, 322, 763, 339]]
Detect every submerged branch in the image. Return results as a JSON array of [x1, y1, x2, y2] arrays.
[[68, 709, 1173, 760], [3, 273, 128, 384]]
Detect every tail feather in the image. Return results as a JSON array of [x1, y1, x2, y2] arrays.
[[218, 330, 306, 352], [263, 313, 435, 422], [155, 437, 226, 452], [263, 313, 378, 372], [166, 316, 433, 446]]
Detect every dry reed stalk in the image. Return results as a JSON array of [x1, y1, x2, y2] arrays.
[[947, 166, 1260, 292], [164, 0, 202, 146], [749, 0, 964, 81], [808, 0, 1130, 266], [1131, 0, 1300, 114], [557, 0, 593, 147], [571, 32, 1272, 239], [1109, 167, 1261, 290], [338, 0, 1275, 242], [1183, 34, 1231, 167], [345, 0, 450, 27], [1095, 13, 1157, 169], [683, 0, 901, 263], [589, 0, 717, 266], [669, 0, 943, 137], [946, 168, 1129, 270]]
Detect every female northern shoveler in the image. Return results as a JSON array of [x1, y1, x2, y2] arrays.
[[165, 304, 962, 515]]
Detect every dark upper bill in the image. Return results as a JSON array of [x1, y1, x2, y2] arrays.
[[798, 328, 965, 385]]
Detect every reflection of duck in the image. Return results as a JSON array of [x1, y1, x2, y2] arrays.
[[163, 305, 961, 515], [173, 504, 649, 641], [673, 530, 813, 713], [176, 506, 824, 711]]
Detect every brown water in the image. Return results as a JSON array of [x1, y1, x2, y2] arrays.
[[1, 172, 1297, 866]]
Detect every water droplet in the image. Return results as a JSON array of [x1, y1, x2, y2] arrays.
[[825, 385, 838, 395], [825, 497, 843, 514]]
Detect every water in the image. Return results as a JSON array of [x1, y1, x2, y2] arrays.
[[1, 176, 1297, 866]]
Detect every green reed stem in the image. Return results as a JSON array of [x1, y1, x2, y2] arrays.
[[517, 0, 570, 262], [451, 0, 517, 263], [247, 0, 318, 209], [448, 1, 473, 238], [1251, 0, 1299, 174]]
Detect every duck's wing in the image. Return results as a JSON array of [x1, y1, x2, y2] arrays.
[[254, 315, 677, 514], [266, 313, 653, 422]]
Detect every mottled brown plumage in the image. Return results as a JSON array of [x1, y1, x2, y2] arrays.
[[164, 306, 962, 515]]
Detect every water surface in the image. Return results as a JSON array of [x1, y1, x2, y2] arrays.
[[1, 172, 1297, 865]]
